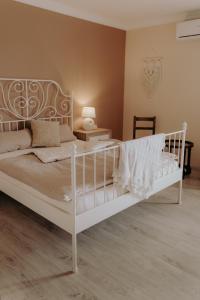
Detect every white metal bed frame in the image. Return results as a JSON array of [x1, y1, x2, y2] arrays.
[[0, 78, 187, 273]]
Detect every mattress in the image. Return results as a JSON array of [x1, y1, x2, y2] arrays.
[[0, 150, 116, 201], [0, 148, 179, 214]]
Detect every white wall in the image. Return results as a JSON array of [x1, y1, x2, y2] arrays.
[[124, 23, 200, 167]]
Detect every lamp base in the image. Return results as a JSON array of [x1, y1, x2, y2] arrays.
[[82, 118, 97, 131]]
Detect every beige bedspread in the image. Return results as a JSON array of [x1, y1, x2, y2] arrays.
[[0, 152, 115, 201]]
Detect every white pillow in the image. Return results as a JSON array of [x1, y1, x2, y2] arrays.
[[0, 129, 32, 154], [60, 124, 77, 142], [31, 120, 60, 147]]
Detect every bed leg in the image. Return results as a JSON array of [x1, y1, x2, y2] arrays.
[[178, 180, 182, 204], [72, 233, 78, 273]]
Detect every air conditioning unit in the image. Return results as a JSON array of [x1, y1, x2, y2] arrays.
[[176, 19, 200, 39]]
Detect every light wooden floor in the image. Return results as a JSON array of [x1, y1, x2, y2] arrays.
[[0, 170, 200, 300]]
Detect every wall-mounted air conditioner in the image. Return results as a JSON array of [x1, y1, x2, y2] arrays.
[[176, 19, 200, 40]]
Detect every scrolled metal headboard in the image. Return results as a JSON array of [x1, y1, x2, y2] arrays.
[[0, 78, 73, 131]]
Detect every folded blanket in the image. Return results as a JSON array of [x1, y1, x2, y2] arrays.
[[33, 140, 116, 163], [115, 134, 165, 199], [33, 141, 77, 163]]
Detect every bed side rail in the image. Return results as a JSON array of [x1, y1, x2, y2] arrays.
[[164, 122, 187, 171], [70, 122, 187, 215], [71, 144, 120, 214]]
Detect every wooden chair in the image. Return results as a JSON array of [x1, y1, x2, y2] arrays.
[[133, 116, 156, 139]]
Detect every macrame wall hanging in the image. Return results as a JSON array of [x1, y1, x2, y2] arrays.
[[143, 56, 163, 99]]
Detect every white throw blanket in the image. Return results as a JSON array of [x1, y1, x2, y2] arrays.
[[116, 134, 165, 199]]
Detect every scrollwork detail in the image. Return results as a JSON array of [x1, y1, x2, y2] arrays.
[[0, 78, 72, 121]]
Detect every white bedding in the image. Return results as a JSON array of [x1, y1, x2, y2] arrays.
[[0, 154, 179, 216], [0, 140, 117, 163], [0, 146, 179, 214], [0, 147, 116, 202]]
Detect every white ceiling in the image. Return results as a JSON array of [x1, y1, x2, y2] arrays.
[[15, 0, 200, 30]]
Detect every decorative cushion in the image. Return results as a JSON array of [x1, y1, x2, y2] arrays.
[[60, 123, 77, 143], [0, 128, 32, 154], [31, 120, 60, 147]]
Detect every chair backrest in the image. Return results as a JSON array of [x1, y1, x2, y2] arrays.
[[133, 116, 156, 139]]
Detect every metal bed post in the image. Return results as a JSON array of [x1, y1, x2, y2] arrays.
[[71, 91, 74, 131], [71, 143, 78, 273], [178, 122, 187, 204]]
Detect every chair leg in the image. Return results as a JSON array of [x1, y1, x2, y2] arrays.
[[178, 180, 182, 204], [72, 233, 78, 273]]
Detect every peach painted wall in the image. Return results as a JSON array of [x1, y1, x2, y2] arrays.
[[0, 0, 125, 138], [124, 23, 200, 167]]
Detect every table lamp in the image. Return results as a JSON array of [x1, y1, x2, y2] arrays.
[[82, 106, 97, 130]]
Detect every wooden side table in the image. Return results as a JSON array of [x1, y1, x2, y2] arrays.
[[73, 128, 112, 141]]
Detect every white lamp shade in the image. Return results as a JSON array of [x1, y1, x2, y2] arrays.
[[82, 106, 96, 118]]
